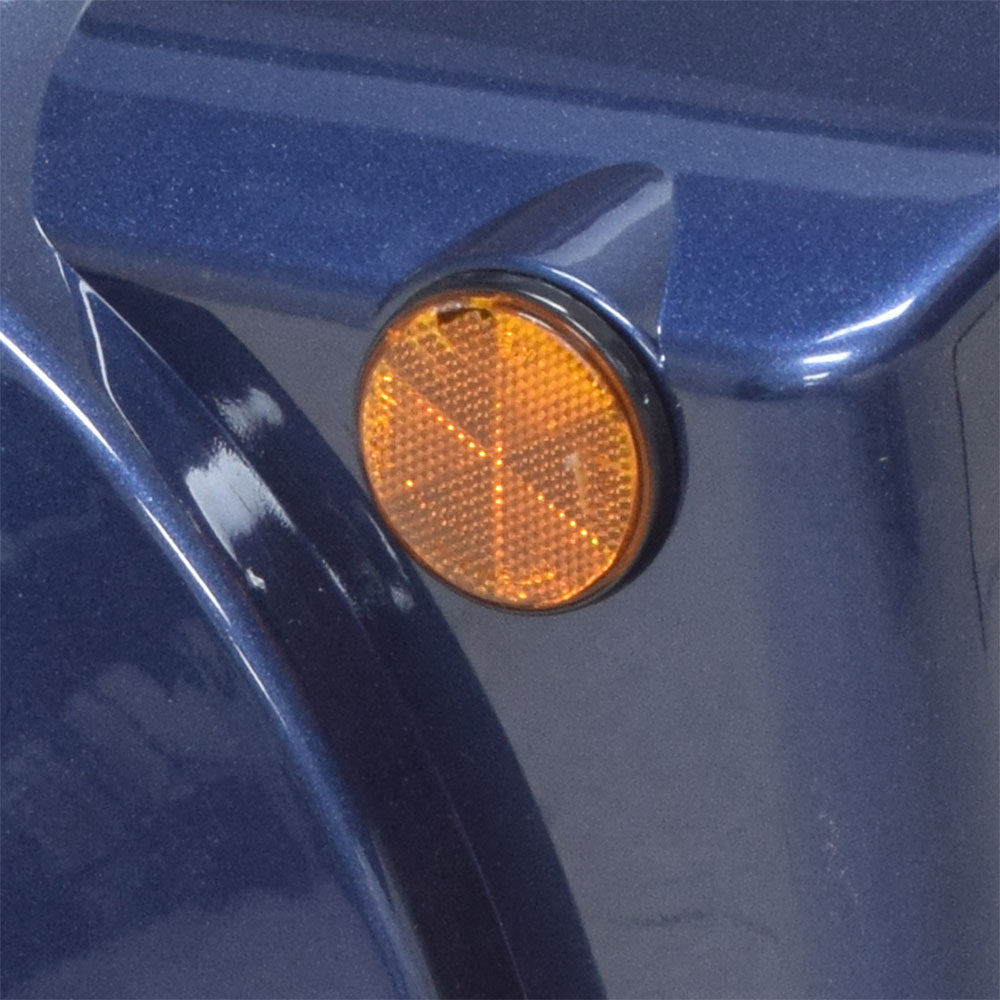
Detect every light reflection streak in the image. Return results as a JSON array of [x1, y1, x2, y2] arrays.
[[802, 350, 851, 366], [32, 218, 71, 293], [817, 297, 915, 343], [321, 558, 352, 602], [231, 642, 288, 732], [217, 386, 284, 440], [0, 328, 119, 460], [363, 509, 408, 571], [184, 443, 293, 560], [800, 297, 916, 385], [137, 500, 230, 623], [78, 279, 142, 439]]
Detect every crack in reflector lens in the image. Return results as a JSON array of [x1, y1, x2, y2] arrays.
[[359, 289, 653, 610]]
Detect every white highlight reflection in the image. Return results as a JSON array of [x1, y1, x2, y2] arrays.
[[33, 218, 71, 293], [803, 350, 851, 366], [138, 500, 229, 623], [218, 387, 284, 441], [817, 297, 915, 343], [184, 443, 293, 560], [0, 329, 119, 460]]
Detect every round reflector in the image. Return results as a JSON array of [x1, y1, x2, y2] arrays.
[[358, 280, 663, 610]]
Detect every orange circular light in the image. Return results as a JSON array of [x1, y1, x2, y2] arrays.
[[358, 285, 657, 610]]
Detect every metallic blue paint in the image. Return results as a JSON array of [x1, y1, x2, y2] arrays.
[[3, 8, 602, 994], [1, 331, 409, 1000], [1, 272, 602, 996], [3, 1, 998, 997], [33, 1, 999, 397]]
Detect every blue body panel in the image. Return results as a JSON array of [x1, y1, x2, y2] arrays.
[[1, 353, 405, 1000], [33, 1, 998, 393], [3, 2, 997, 997]]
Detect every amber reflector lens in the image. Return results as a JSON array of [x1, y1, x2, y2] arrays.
[[359, 289, 652, 610]]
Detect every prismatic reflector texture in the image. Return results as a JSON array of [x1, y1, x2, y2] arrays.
[[359, 291, 647, 610]]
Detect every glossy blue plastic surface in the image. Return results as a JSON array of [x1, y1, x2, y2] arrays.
[[1, 266, 602, 998], [3, 7, 602, 996], [1, 349, 407, 1000], [34, 1, 998, 395], [4, 2, 998, 997]]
